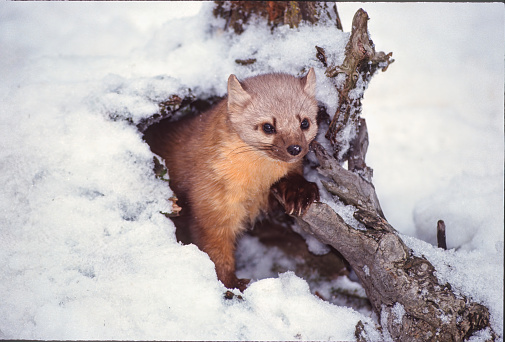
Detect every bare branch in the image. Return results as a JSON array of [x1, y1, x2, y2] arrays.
[[437, 220, 447, 250]]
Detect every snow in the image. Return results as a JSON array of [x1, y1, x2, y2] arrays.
[[0, 1, 503, 341], [392, 302, 405, 325], [402, 234, 504, 338]]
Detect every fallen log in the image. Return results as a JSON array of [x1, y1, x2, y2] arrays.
[[275, 141, 494, 341]]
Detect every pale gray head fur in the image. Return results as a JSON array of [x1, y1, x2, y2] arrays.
[[227, 68, 318, 163]]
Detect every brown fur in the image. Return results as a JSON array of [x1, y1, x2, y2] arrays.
[[144, 69, 319, 291]]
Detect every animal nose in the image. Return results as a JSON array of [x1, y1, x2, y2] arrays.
[[287, 145, 302, 156]]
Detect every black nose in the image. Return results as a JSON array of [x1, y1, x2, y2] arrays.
[[287, 145, 302, 156]]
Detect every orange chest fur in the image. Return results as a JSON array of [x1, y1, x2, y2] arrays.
[[208, 136, 294, 213]]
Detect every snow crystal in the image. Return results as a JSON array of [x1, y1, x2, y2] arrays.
[[290, 221, 332, 255], [363, 264, 370, 276], [379, 305, 394, 342], [402, 234, 504, 337], [91, 74, 189, 126], [467, 327, 495, 342], [243, 272, 380, 341], [392, 302, 405, 325], [322, 196, 367, 231]]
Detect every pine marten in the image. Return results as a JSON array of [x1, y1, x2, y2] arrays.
[[144, 69, 320, 291]]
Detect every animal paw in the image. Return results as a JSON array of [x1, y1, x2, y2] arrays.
[[235, 278, 251, 292], [221, 272, 250, 292], [271, 173, 320, 216]]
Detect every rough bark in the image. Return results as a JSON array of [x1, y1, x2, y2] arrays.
[[213, 1, 343, 34]]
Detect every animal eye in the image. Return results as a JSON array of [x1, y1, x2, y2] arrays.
[[300, 119, 310, 130], [262, 123, 276, 134]]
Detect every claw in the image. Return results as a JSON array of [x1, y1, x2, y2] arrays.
[[271, 173, 319, 217]]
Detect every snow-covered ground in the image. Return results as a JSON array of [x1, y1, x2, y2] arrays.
[[0, 2, 503, 340]]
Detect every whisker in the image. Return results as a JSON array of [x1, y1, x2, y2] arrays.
[[226, 143, 276, 158]]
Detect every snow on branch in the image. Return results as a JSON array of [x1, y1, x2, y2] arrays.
[[321, 8, 394, 162]]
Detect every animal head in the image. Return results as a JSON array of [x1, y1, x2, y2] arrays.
[[227, 68, 318, 163]]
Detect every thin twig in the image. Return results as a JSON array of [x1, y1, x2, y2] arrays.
[[437, 219, 447, 250]]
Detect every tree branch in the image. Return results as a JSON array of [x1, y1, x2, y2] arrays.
[[321, 8, 393, 162], [437, 220, 447, 250]]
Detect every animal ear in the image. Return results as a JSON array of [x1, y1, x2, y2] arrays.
[[301, 67, 316, 98], [227, 74, 251, 112]]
